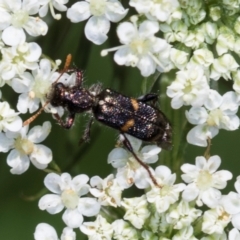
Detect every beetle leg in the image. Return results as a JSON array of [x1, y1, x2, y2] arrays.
[[74, 68, 84, 87], [53, 112, 75, 129], [121, 133, 161, 188], [65, 67, 84, 88], [137, 93, 158, 103]]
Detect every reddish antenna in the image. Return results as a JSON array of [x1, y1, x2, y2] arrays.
[[23, 54, 72, 126]]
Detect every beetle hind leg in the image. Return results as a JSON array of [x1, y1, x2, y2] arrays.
[[120, 133, 161, 188]]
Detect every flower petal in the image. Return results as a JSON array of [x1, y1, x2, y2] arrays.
[[67, 1, 90, 22], [0, 132, 14, 152], [7, 149, 30, 174], [39, 194, 64, 214], [44, 173, 62, 194], [78, 197, 100, 217], [107, 148, 128, 168], [84, 16, 110, 45], [24, 17, 48, 36], [62, 209, 83, 228], [34, 223, 58, 240], [30, 144, 52, 167], [117, 22, 136, 44], [28, 121, 51, 143], [105, 1, 128, 22], [2, 26, 26, 46]]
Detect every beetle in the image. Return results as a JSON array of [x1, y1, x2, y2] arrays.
[[23, 56, 172, 187], [47, 68, 172, 187], [48, 69, 172, 149]]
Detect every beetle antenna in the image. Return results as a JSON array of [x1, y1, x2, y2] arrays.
[[23, 54, 72, 126], [52, 54, 72, 85]]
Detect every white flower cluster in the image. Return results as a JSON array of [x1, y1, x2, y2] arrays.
[[0, 0, 75, 174], [34, 135, 240, 240], [1, 0, 240, 240], [161, 2, 240, 147]]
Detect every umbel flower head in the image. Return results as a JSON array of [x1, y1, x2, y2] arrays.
[[181, 155, 232, 208], [0, 0, 48, 46], [101, 17, 172, 77], [108, 134, 161, 189], [39, 172, 100, 228], [67, 0, 128, 45], [2, 121, 52, 174]]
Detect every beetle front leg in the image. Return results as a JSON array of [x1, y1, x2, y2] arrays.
[[120, 133, 161, 188], [53, 112, 75, 129], [65, 67, 84, 88]]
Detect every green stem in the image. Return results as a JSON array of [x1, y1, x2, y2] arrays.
[[159, 73, 188, 182]]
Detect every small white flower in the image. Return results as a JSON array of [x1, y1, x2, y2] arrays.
[[167, 64, 209, 109], [80, 215, 113, 240], [184, 30, 204, 49], [210, 53, 239, 81], [0, 42, 41, 81], [129, 0, 179, 22], [189, 9, 206, 25], [166, 200, 202, 229], [190, 48, 214, 68], [5, 121, 52, 174], [0, 0, 48, 46], [67, 0, 128, 45], [11, 58, 71, 114], [102, 19, 172, 77], [34, 223, 58, 240], [146, 166, 185, 213], [186, 90, 240, 146], [202, 22, 218, 44], [216, 33, 235, 56], [149, 212, 169, 234], [39, 172, 100, 228], [160, 21, 188, 43], [0, 101, 22, 132], [39, 0, 68, 20], [90, 174, 122, 207], [170, 48, 188, 70], [121, 195, 150, 229], [112, 219, 138, 240], [209, 6, 221, 21], [181, 155, 232, 208], [202, 205, 231, 235], [222, 0, 240, 14], [108, 134, 161, 189]]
